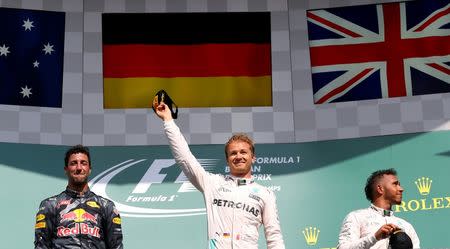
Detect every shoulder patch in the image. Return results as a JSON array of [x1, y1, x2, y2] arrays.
[[112, 217, 121, 225], [36, 214, 45, 222], [86, 201, 100, 208], [35, 221, 46, 229]]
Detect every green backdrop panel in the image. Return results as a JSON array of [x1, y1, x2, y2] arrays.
[[0, 131, 448, 248]]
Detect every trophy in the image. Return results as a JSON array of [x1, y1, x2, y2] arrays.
[[152, 89, 178, 119]]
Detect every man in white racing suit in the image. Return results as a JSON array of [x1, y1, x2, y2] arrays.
[[155, 102, 285, 249], [337, 169, 420, 249]]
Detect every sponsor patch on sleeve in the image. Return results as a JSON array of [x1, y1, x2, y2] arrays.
[[112, 217, 121, 225], [35, 221, 46, 229], [36, 214, 45, 222]]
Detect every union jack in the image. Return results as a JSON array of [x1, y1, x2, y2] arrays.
[[307, 0, 450, 104]]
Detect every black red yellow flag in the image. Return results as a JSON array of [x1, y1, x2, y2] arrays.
[[102, 12, 272, 108]]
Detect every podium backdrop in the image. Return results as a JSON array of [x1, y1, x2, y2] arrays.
[[1, 130, 449, 248]]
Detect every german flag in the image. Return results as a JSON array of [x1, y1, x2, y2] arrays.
[[102, 12, 272, 108]]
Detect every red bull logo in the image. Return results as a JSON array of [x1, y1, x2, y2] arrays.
[[57, 223, 100, 238], [60, 208, 97, 224], [81, 212, 98, 224]]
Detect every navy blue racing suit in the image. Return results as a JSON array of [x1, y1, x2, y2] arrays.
[[35, 187, 123, 249]]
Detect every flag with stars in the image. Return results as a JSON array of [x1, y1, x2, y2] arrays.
[[0, 8, 65, 108]]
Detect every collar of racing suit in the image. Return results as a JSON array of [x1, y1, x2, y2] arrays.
[[370, 204, 394, 217], [65, 187, 93, 198], [225, 175, 255, 186]]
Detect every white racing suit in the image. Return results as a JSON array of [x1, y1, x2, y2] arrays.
[[164, 120, 285, 249], [337, 204, 420, 249]]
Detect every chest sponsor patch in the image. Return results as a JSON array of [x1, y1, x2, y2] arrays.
[[217, 187, 232, 192], [57, 223, 100, 238], [57, 199, 71, 208], [86, 201, 100, 208], [248, 193, 261, 202], [212, 198, 260, 217]]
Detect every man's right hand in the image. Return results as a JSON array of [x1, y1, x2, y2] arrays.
[[374, 224, 399, 240], [154, 102, 173, 122]]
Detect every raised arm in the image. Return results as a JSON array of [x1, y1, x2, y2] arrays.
[[155, 102, 210, 192]]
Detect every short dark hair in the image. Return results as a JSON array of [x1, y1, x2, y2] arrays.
[[364, 168, 397, 202], [64, 144, 91, 167]]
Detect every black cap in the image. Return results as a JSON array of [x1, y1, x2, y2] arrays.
[[152, 89, 178, 119], [389, 230, 413, 249]]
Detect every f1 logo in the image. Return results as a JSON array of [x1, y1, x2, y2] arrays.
[[132, 159, 184, 193]]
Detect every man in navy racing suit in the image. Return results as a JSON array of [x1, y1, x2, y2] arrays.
[[155, 102, 285, 249], [34, 145, 123, 249]]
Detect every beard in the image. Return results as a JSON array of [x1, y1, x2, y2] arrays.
[[71, 179, 87, 186], [69, 174, 89, 186], [392, 197, 402, 205]]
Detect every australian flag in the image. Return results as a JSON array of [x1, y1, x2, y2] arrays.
[[0, 8, 65, 108], [307, 0, 450, 104]]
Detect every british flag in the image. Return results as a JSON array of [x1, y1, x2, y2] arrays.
[[307, 0, 450, 104]]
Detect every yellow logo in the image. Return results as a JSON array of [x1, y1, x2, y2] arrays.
[[395, 176, 450, 213], [35, 221, 46, 229], [87, 201, 100, 208], [113, 217, 121, 225], [415, 177, 432, 195], [302, 226, 320, 245], [36, 214, 45, 222]]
